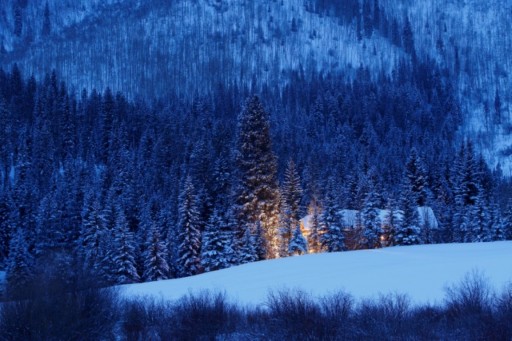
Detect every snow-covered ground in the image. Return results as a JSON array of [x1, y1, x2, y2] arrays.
[[123, 241, 512, 306]]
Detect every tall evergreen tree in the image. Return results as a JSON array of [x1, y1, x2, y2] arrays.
[[6, 228, 33, 293], [235, 96, 280, 259], [395, 188, 421, 246], [382, 199, 398, 247], [142, 222, 169, 281], [503, 200, 512, 241], [361, 178, 382, 249], [307, 197, 323, 253], [177, 176, 202, 277], [0, 192, 12, 265], [111, 209, 139, 284], [238, 226, 257, 264], [320, 179, 345, 252], [280, 159, 303, 256], [405, 148, 429, 206], [78, 192, 104, 275]]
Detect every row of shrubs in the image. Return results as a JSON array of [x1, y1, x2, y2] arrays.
[[0, 271, 511, 340]]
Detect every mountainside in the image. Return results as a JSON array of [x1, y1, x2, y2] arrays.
[[1, 0, 402, 96], [1, 0, 510, 171]]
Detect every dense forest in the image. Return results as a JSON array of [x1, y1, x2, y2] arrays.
[[0, 58, 511, 291]]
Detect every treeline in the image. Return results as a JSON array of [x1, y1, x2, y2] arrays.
[[1, 269, 511, 340], [0, 60, 511, 290]]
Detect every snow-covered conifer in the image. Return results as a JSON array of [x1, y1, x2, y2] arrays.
[[395, 189, 421, 246], [111, 209, 139, 284], [142, 222, 169, 281], [361, 179, 382, 249], [177, 176, 201, 277], [288, 224, 308, 256], [6, 228, 34, 291], [201, 209, 234, 272], [307, 198, 323, 253], [320, 179, 345, 252], [238, 226, 257, 264], [235, 96, 280, 258]]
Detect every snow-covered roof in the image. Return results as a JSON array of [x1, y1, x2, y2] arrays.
[[300, 206, 439, 230]]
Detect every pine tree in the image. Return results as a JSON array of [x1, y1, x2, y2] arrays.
[[235, 96, 280, 259], [0, 192, 12, 266], [142, 222, 170, 281], [382, 199, 398, 247], [288, 224, 308, 256], [253, 221, 268, 261], [177, 176, 202, 277], [280, 159, 303, 256], [238, 226, 257, 264], [320, 180, 345, 252], [201, 209, 234, 272], [503, 200, 512, 241], [405, 148, 429, 206], [6, 228, 33, 293], [307, 197, 323, 253], [78, 193, 104, 274], [489, 203, 505, 241], [111, 209, 140, 284], [469, 188, 490, 242], [361, 179, 382, 249], [395, 188, 421, 246]]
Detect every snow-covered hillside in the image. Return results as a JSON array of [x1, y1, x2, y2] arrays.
[[1, 0, 511, 171], [1, 0, 403, 98], [123, 241, 512, 305]]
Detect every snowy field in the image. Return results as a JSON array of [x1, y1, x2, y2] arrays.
[[123, 242, 512, 306]]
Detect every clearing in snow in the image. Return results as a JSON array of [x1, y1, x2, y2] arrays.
[[123, 241, 512, 305]]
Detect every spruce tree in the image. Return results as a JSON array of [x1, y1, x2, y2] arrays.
[[320, 180, 345, 252], [235, 96, 280, 259], [307, 197, 323, 253], [395, 188, 421, 245], [469, 189, 490, 242], [78, 193, 104, 274], [361, 179, 382, 249], [280, 159, 303, 256], [177, 176, 202, 277], [142, 222, 169, 281], [503, 200, 512, 241], [288, 225, 308, 256], [238, 226, 257, 264], [382, 199, 398, 247], [111, 209, 140, 284], [0, 192, 12, 266], [489, 203, 505, 241], [6, 228, 33, 293], [405, 148, 429, 206], [201, 209, 234, 272]]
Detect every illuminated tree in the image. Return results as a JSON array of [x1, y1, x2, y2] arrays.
[[288, 225, 308, 256], [235, 96, 280, 259]]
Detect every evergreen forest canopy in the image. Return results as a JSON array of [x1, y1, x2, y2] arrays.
[[0, 59, 511, 291]]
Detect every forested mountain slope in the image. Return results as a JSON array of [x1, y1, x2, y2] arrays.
[[1, 0, 510, 171]]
